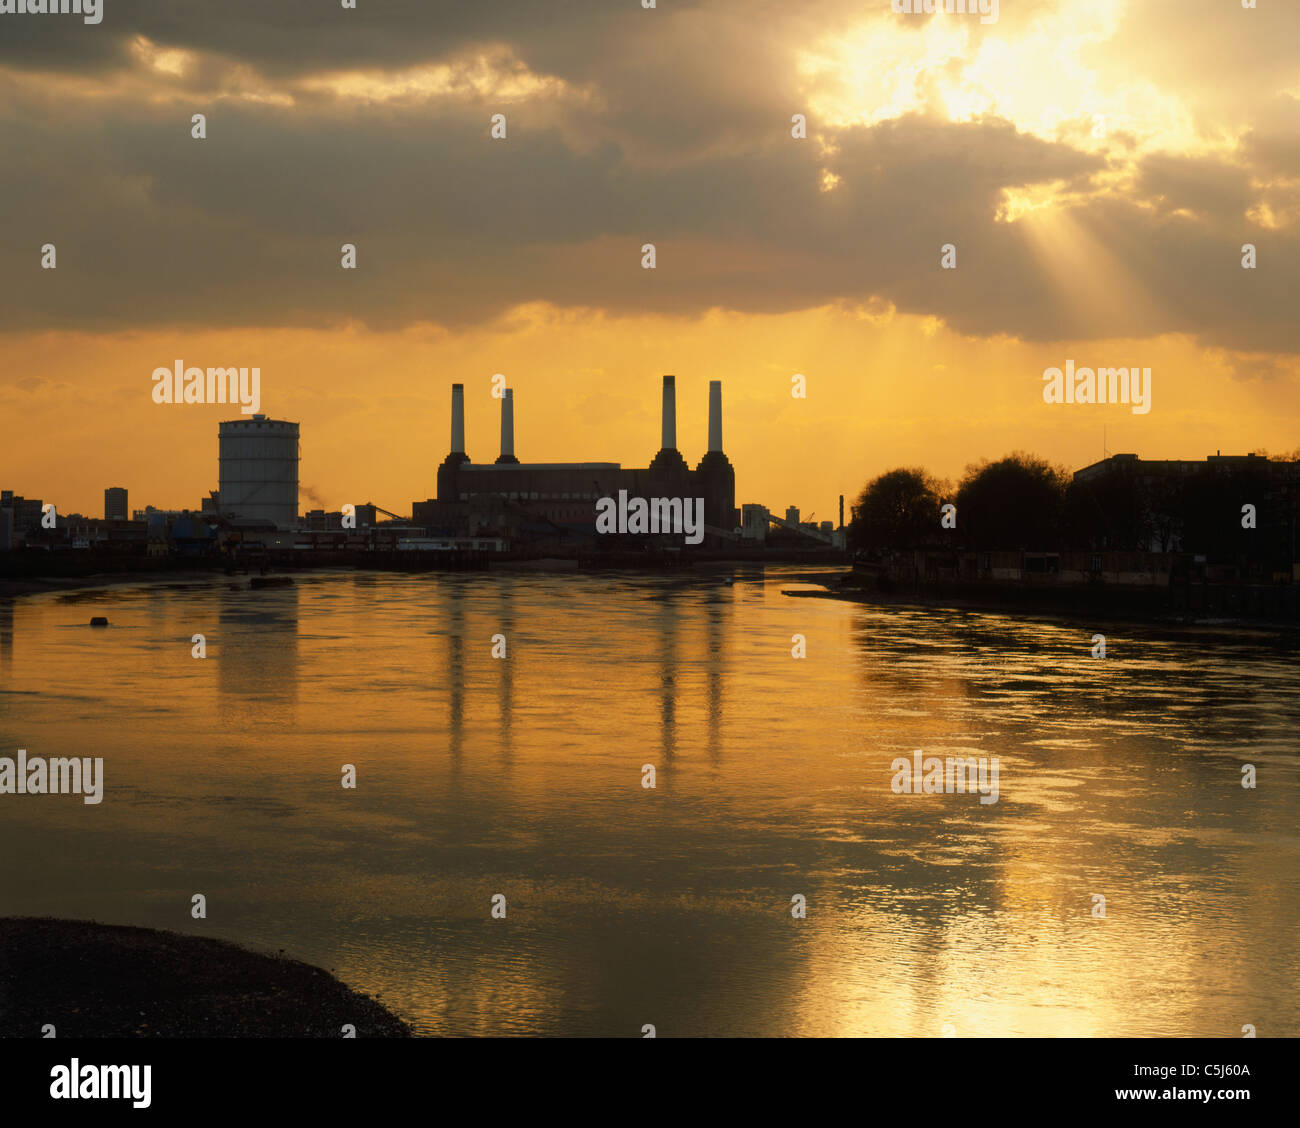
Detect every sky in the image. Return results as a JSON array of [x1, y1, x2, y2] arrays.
[[1, 0, 1297, 520]]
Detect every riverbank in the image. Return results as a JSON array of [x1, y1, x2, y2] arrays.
[[0, 918, 411, 1037], [0, 559, 845, 600], [0, 570, 230, 600], [784, 574, 1300, 639]]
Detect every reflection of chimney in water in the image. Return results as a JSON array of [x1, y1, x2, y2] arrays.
[[446, 586, 465, 767], [498, 580, 515, 762], [658, 594, 680, 761]]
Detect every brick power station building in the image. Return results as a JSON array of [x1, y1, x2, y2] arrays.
[[413, 376, 738, 545]]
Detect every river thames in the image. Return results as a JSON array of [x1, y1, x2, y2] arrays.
[[1, 568, 1295, 1036]]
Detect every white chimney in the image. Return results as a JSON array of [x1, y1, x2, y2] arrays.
[[500, 388, 515, 460], [451, 383, 466, 454], [661, 375, 676, 450]]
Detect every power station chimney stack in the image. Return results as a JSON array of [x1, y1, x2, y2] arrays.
[[661, 375, 677, 450], [707, 380, 723, 453], [650, 374, 687, 475], [450, 383, 466, 455], [692, 377, 735, 543], [496, 387, 519, 464]]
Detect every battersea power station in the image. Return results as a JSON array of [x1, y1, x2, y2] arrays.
[[412, 376, 737, 546]]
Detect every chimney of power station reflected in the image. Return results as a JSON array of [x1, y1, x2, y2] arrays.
[[496, 387, 519, 464], [450, 383, 466, 455], [707, 380, 722, 453]]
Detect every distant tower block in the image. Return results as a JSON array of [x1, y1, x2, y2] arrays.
[[496, 388, 519, 465], [451, 383, 466, 455], [104, 486, 128, 521]]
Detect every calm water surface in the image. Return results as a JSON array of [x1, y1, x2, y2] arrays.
[[1, 569, 1296, 1036]]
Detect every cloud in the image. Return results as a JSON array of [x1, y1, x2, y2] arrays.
[[0, 0, 1295, 356]]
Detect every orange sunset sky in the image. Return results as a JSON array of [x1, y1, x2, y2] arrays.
[[1, 0, 1298, 520]]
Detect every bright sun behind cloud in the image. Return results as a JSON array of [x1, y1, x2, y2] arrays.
[[797, 0, 1226, 163]]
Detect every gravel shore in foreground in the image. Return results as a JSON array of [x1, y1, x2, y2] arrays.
[[0, 918, 411, 1038]]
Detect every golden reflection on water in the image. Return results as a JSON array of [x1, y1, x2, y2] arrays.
[[0, 569, 1296, 1036]]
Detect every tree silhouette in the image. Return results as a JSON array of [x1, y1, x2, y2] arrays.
[[956, 453, 1069, 550], [850, 467, 946, 551], [1065, 466, 1149, 550]]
